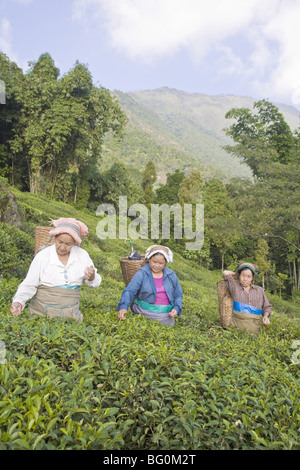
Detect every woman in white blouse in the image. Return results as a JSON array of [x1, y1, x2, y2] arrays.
[[9, 217, 101, 322]]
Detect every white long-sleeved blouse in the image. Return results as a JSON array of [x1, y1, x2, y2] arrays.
[[13, 244, 101, 309]]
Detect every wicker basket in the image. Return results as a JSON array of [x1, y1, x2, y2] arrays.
[[217, 274, 240, 328], [119, 256, 146, 286], [217, 280, 233, 327], [34, 226, 54, 254]]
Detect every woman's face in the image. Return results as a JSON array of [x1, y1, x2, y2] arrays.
[[239, 268, 254, 288], [149, 253, 166, 274], [55, 233, 75, 256]]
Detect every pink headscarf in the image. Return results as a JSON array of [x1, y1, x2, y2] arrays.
[[49, 218, 88, 245]]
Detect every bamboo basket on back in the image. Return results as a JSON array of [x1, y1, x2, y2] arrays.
[[217, 279, 233, 327], [119, 256, 146, 286], [34, 226, 54, 254], [217, 273, 239, 328]]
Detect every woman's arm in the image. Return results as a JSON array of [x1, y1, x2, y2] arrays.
[[222, 271, 239, 298], [11, 255, 42, 311], [117, 270, 144, 316], [262, 291, 272, 325], [170, 273, 183, 316]]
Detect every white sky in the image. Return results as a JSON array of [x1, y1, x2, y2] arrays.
[[1, 0, 300, 108]]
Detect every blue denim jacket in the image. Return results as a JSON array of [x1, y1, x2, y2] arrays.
[[117, 262, 183, 316]]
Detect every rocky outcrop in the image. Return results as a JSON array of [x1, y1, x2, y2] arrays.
[[0, 178, 22, 228]]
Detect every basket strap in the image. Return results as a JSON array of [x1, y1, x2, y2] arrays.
[[37, 236, 53, 253]]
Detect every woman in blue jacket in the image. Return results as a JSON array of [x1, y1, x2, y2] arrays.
[[117, 245, 183, 325]]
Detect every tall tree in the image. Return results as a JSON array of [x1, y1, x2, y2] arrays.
[[0, 53, 25, 186], [16, 53, 60, 193], [202, 178, 240, 270], [1, 53, 127, 201], [224, 99, 297, 176], [224, 99, 300, 294], [142, 159, 157, 206], [178, 170, 203, 204], [155, 169, 185, 205]]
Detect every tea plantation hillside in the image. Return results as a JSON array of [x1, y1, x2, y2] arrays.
[[0, 188, 300, 450]]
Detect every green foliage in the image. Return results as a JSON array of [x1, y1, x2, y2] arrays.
[[142, 160, 157, 190], [0, 223, 33, 278], [1, 83, 300, 449], [0, 190, 300, 450], [0, 54, 25, 184], [142, 160, 157, 206], [88, 160, 143, 211], [178, 170, 203, 204], [0, 52, 127, 200], [225, 99, 299, 175], [0, 177, 11, 219], [224, 100, 300, 295], [0, 280, 299, 450], [155, 170, 185, 205]]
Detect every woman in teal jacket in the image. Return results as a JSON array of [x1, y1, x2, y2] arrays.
[[117, 245, 183, 325]]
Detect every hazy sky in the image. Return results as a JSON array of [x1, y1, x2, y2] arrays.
[[1, 0, 300, 108]]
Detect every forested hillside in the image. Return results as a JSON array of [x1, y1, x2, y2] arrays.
[[102, 87, 299, 180]]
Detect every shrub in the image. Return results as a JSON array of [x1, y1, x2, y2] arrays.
[[0, 223, 33, 279]]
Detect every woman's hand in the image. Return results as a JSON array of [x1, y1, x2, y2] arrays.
[[118, 309, 128, 320], [222, 270, 236, 277], [262, 313, 271, 325], [169, 308, 178, 319], [10, 302, 22, 316], [84, 265, 95, 281]]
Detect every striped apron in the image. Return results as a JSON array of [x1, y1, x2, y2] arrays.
[[132, 298, 175, 326], [29, 285, 83, 323]]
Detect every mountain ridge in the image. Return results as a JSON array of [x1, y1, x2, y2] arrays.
[[102, 87, 299, 181]]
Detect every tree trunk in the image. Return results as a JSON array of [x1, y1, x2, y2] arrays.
[[74, 181, 77, 203], [11, 153, 14, 186], [293, 259, 298, 292], [29, 168, 41, 193], [221, 252, 225, 272]]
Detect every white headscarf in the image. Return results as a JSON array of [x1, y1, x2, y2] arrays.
[[145, 245, 173, 263]]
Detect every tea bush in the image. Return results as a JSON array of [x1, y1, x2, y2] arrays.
[[0, 223, 33, 279], [1, 280, 299, 450], [0, 189, 299, 450]]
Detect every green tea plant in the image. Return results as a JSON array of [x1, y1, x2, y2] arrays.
[[0, 189, 299, 450], [1, 280, 299, 450]]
